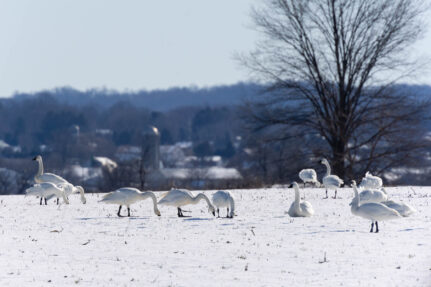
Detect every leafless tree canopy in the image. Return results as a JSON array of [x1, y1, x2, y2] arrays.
[[241, 0, 430, 179]]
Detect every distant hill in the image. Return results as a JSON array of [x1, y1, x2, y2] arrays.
[[11, 82, 265, 111], [7, 82, 431, 112]]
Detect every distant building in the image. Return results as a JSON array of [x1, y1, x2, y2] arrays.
[[141, 125, 160, 170]]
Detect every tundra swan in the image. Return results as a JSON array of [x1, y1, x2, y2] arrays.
[[320, 158, 343, 199], [381, 200, 416, 217], [287, 182, 314, 217], [359, 172, 383, 190], [351, 180, 388, 204], [298, 169, 320, 187], [212, 190, 235, 218], [351, 181, 401, 232], [45, 183, 86, 205], [33, 155, 68, 185], [158, 189, 215, 217], [25, 182, 69, 205], [100, 188, 161, 217]]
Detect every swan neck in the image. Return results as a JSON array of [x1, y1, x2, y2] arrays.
[[141, 192, 160, 215], [79, 188, 86, 203], [294, 185, 300, 205], [194, 193, 213, 209], [351, 185, 359, 210], [323, 161, 331, 177], [36, 158, 44, 177]]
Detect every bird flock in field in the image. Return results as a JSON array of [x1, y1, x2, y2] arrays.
[[24, 155, 416, 232]]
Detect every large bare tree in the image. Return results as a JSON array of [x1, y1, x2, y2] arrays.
[[241, 0, 430, 179]]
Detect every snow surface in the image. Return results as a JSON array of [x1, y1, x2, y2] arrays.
[[0, 186, 430, 286]]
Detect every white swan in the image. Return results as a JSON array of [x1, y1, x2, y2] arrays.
[[351, 180, 388, 204], [381, 200, 416, 217], [359, 171, 383, 190], [33, 155, 69, 185], [212, 190, 235, 218], [287, 182, 314, 217], [298, 169, 320, 187], [25, 182, 69, 205], [100, 188, 161, 217], [60, 183, 86, 204], [320, 158, 344, 199], [33, 155, 86, 204], [351, 181, 401, 232], [158, 189, 215, 217]]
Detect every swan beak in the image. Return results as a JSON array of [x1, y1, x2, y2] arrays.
[[288, 184, 293, 188], [32, 156, 37, 161], [349, 202, 352, 206]]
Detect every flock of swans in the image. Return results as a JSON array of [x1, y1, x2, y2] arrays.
[[296, 158, 416, 232], [24, 155, 416, 232]]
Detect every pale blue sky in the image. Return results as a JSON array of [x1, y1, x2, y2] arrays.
[[0, 0, 429, 97]]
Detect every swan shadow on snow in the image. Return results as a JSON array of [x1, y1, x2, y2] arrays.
[[76, 216, 152, 221], [183, 217, 214, 221], [399, 227, 425, 232]]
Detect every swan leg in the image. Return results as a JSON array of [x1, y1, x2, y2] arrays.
[[44, 198, 47, 205], [370, 222, 374, 233], [217, 208, 220, 218], [127, 207, 131, 217], [226, 208, 229, 218], [325, 189, 328, 199], [56, 198, 59, 205], [375, 221, 379, 233], [177, 207, 184, 217], [117, 205, 122, 217], [333, 190, 337, 199], [40, 197, 43, 205]]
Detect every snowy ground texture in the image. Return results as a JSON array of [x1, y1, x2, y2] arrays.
[[0, 186, 430, 286]]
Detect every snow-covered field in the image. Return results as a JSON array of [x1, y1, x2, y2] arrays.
[[0, 186, 430, 286]]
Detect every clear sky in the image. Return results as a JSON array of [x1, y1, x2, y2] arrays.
[[0, 0, 430, 97]]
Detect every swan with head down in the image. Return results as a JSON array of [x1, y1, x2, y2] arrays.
[[158, 189, 215, 217]]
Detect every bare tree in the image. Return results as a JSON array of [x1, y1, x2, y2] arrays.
[[240, 0, 430, 179]]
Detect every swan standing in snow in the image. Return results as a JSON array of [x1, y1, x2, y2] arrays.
[[58, 183, 86, 204], [381, 200, 416, 217], [25, 182, 69, 205], [298, 169, 320, 187], [351, 180, 388, 204], [320, 158, 344, 199], [100, 188, 161, 217], [158, 189, 216, 217], [351, 182, 401, 232], [33, 155, 69, 185], [359, 172, 383, 190], [287, 182, 314, 217], [212, 190, 235, 218], [33, 155, 86, 204]]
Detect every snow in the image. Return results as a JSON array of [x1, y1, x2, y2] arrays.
[[0, 186, 429, 286]]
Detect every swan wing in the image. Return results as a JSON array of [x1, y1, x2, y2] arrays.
[[382, 200, 416, 217], [36, 173, 69, 185], [158, 189, 190, 206], [299, 201, 314, 217], [299, 169, 317, 182], [323, 175, 343, 187], [100, 188, 140, 204], [359, 177, 383, 189], [359, 189, 387, 203], [212, 191, 230, 207], [356, 202, 401, 221]]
